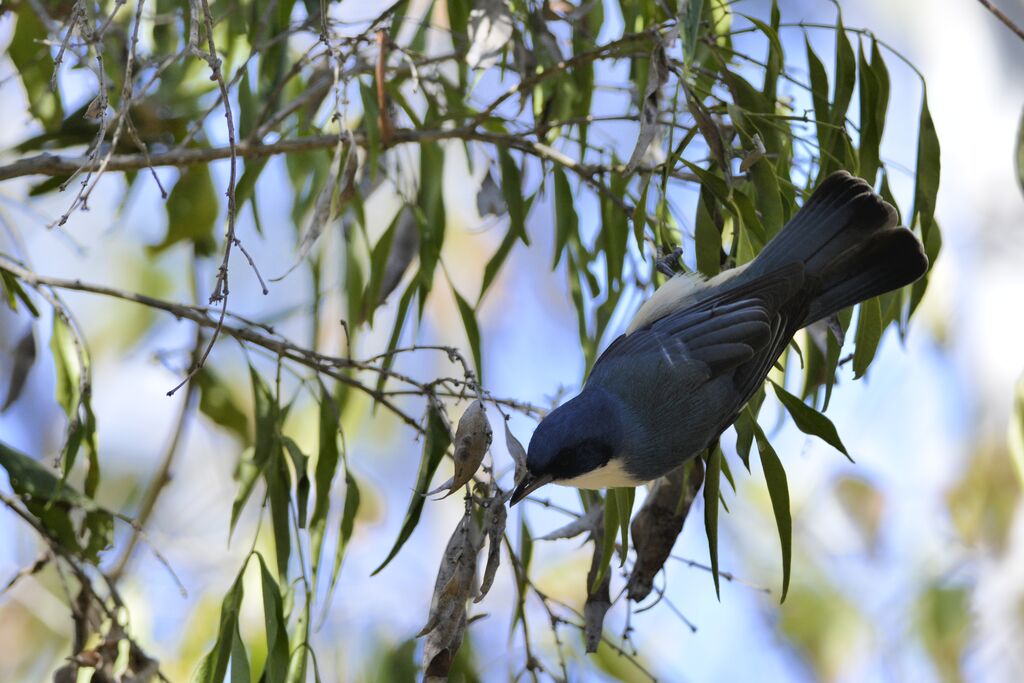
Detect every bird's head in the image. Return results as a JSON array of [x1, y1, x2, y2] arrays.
[[510, 388, 625, 505]]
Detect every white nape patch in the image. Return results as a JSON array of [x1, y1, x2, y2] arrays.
[[558, 458, 643, 490], [626, 264, 749, 334]]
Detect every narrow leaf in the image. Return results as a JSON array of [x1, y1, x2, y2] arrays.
[[770, 380, 851, 460], [751, 421, 791, 602], [452, 287, 483, 381], [552, 168, 578, 269], [373, 404, 451, 574], [257, 554, 291, 683], [192, 565, 245, 683], [703, 446, 722, 599], [852, 297, 883, 379]]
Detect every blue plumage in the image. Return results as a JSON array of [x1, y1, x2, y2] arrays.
[[510, 171, 928, 505]]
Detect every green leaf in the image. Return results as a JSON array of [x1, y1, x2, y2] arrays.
[[192, 562, 246, 683], [733, 389, 765, 470], [592, 490, 619, 592], [49, 315, 98, 492], [870, 39, 891, 129], [151, 165, 219, 256], [852, 297, 883, 379], [613, 487, 634, 566], [230, 367, 278, 535], [857, 41, 883, 184], [552, 168, 578, 269], [359, 84, 381, 181], [743, 13, 783, 104], [751, 421, 791, 602], [375, 282, 417, 396], [498, 149, 528, 243], [257, 553, 291, 683], [694, 186, 721, 276], [682, 0, 706, 66], [329, 464, 361, 593], [9, 9, 64, 130], [479, 222, 520, 301], [266, 442, 293, 578], [361, 209, 403, 325], [909, 91, 942, 317], [372, 403, 451, 574], [770, 380, 851, 460], [911, 90, 941, 251], [1009, 374, 1024, 489], [415, 137, 446, 301], [0, 270, 41, 316], [748, 155, 784, 241], [229, 624, 251, 683], [310, 386, 340, 576], [196, 368, 249, 443], [0, 439, 113, 562], [600, 174, 629, 285], [452, 286, 483, 381], [804, 36, 831, 174], [282, 436, 310, 528], [632, 176, 651, 251], [832, 16, 856, 127], [703, 445, 722, 599]]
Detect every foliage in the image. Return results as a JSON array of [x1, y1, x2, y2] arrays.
[[0, 0, 943, 680]]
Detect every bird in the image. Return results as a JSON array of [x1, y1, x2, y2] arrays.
[[510, 171, 929, 505]]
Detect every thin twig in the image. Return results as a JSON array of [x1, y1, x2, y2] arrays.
[[974, 0, 1024, 41]]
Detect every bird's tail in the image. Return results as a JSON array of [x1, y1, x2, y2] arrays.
[[743, 171, 928, 326]]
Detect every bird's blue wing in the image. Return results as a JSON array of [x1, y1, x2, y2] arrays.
[[587, 261, 813, 443]]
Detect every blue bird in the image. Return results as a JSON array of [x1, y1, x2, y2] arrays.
[[510, 171, 929, 505]]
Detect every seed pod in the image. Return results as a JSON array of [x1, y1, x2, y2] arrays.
[[626, 459, 705, 602], [417, 513, 482, 638], [427, 400, 492, 498], [475, 493, 507, 602], [505, 420, 528, 490]]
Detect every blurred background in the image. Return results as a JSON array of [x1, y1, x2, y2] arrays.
[[1, 0, 1023, 681]]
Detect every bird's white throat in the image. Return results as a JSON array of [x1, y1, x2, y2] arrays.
[[558, 458, 642, 490]]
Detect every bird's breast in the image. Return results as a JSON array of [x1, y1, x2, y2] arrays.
[[557, 457, 644, 489]]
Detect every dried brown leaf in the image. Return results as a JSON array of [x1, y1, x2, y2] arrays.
[[505, 420, 528, 488], [418, 513, 482, 636], [626, 459, 705, 601], [625, 43, 669, 173], [475, 494, 507, 602]]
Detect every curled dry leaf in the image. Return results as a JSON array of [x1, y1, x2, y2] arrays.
[[538, 505, 602, 541], [419, 513, 482, 678], [505, 420, 528, 490], [426, 400, 492, 498], [475, 493, 507, 602], [465, 0, 515, 70], [684, 82, 730, 179], [739, 133, 766, 173], [273, 140, 360, 282], [377, 208, 419, 305], [624, 42, 669, 174], [626, 459, 705, 601], [584, 524, 611, 653]]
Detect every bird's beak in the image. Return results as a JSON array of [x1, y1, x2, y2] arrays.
[[510, 472, 553, 506]]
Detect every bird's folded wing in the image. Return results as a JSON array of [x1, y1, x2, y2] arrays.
[[589, 263, 806, 392]]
